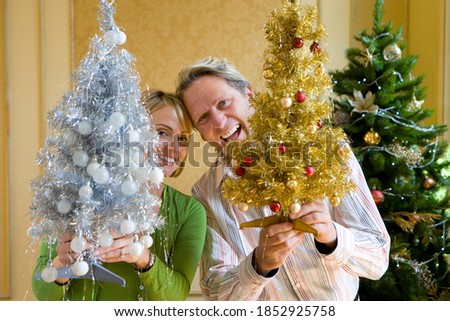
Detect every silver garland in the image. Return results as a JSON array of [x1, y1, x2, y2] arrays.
[[28, 0, 163, 247]]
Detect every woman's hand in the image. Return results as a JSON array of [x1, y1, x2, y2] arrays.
[[94, 231, 151, 269]]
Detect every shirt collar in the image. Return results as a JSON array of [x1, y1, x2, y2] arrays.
[[214, 152, 233, 189]]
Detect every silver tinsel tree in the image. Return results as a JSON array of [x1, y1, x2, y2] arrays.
[[28, 0, 164, 285]]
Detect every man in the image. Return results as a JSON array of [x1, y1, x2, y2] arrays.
[[176, 56, 390, 300]]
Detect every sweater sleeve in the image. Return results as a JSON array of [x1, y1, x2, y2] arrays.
[[32, 240, 66, 301], [140, 192, 207, 300]]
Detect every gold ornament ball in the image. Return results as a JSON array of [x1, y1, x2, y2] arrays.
[[330, 195, 341, 207], [314, 65, 324, 76], [408, 214, 421, 225], [364, 129, 381, 145], [383, 44, 402, 61], [263, 69, 273, 79], [280, 97, 293, 108], [422, 177, 436, 189], [286, 179, 298, 189], [238, 203, 249, 212], [307, 124, 318, 135], [289, 202, 301, 214]]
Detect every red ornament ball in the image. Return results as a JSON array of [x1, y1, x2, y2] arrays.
[[295, 91, 306, 103], [243, 156, 254, 167], [292, 37, 304, 48], [278, 143, 287, 154], [270, 200, 281, 212], [235, 167, 245, 176], [317, 120, 323, 130], [305, 166, 315, 177], [370, 189, 385, 206], [310, 42, 321, 53]]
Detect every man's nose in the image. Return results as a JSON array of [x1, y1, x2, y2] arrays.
[[211, 110, 227, 129]]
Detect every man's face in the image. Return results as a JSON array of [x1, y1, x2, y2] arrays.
[[182, 75, 254, 150]]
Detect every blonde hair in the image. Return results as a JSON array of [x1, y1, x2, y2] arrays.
[[141, 89, 193, 177]]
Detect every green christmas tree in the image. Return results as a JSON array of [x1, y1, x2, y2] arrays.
[[330, 0, 450, 300]]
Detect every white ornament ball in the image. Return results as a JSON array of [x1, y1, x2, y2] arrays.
[[132, 167, 150, 183], [127, 130, 140, 143], [128, 241, 144, 258], [92, 166, 110, 184], [72, 260, 89, 277], [77, 120, 93, 136], [140, 235, 153, 249], [70, 236, 86, 253], [104, 30, 119, 45], [78, 184, 93, 200], [280, 97, 293, 108], [41, 265, 58, 283], [383, 43, 402, 61], [57, 198, 72, 214], [72, 150, 89, 167], [109, 112, 126, 130], [116, 31, 127, 45], [148, 167, 164, 185], [121, 180, 138, 196], [238, 203, 249, 212], [289, 202, 302, 214], [120, 219, 136, 234], [86, 161, 100, 176], [63, 130, 78, 146], [98, 231, 113, 248]]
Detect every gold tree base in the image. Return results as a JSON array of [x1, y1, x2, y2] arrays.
[[240, 213, 318, 236]]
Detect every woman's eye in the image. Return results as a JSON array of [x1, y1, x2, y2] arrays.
[[179, 135, 188, 143], [158, 130, 168, 136]]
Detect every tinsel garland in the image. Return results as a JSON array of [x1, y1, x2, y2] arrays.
[[222, 0, 355, 226], [28, 0, 163, 283]]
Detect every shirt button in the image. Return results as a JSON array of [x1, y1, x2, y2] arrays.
[[295, 282, 301, 288]]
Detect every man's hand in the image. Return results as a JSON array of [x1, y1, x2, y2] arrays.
[[253, 222, 304, 276], [289, 200, 337, 250]]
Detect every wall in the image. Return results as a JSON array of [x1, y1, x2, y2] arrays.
[[1, 0, 447, 301]]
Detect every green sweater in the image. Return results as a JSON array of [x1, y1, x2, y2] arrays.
[[32, 184, 206, 301]]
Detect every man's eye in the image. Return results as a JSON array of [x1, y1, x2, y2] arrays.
[[219, 99, 230, 108], [197, 114, 208, 125]]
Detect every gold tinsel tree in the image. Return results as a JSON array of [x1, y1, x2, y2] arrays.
[[222, 0, 354, 232]]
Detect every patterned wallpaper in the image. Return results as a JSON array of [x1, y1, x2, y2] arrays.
[[74, 0, 283, 92]]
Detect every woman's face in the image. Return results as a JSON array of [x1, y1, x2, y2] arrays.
[[151, 104, 189, 177]]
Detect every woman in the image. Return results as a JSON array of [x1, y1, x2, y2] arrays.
[[32, 90, 206, 300]]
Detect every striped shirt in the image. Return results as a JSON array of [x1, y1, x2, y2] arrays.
[[193, 152, 390, 300]]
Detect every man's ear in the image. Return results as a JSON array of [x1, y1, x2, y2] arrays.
[[246, 85, 255, 98]]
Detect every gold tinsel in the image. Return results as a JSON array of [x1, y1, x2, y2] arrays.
[[385, 211, 442, 233], [222, 0, 355, 230]]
